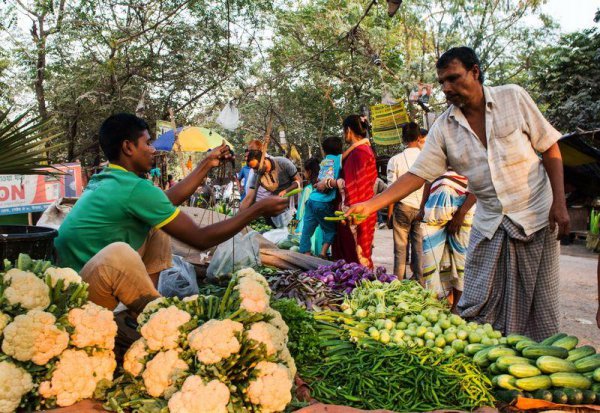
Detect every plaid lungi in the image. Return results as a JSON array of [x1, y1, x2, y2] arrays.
[[457, 216, 560, 341]]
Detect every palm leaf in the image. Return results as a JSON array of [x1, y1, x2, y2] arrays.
[[0, 109, 66, 176]]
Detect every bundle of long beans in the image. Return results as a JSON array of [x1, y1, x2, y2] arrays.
[[265, 269, 343, 311]]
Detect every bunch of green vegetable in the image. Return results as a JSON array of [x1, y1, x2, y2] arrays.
[[480, 332, 600, 406], [248, 217, 272, 233], [301, 338, 495, 412], [266, 270, 343, 311]]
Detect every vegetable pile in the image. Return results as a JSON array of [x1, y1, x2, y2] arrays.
[[103, 268, 295, 413], [304, 260, 397, 294], [478, 332, 600, 406], [266, 269, 343, 311], [0, 254, 117, 412], [248, 217, 272, 234]]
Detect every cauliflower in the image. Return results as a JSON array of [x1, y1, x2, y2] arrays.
[[142, 349, 189, 398], [0, 360, 33, 413], [246, 322, 287, 356], [182, 295, 198, 302], [2, 310, 69, 365], [167, 376, 230, 413], [0, 312, 10, 336], [123, 338, 149, 377], [265, 308, 289, 337], [3, 269, 50, 311], [137, 297, 168, 324], [38, 349, 114, 407], [67, 302, 117, 350], [236, 268, 269, 290], [247, 362, 292, 413], [279, 347, 297, 379], [236, 278, 269, 313], [44, 267, 82, 289], [188, 319, 243, 365], [140, 306, 191, 351]]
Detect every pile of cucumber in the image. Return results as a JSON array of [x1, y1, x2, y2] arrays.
[[470, 332, 600, 405]]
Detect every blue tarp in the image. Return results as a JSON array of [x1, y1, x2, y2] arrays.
[[153, 127, 184, 151]]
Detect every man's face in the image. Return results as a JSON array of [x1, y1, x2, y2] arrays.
[[128, 130, 155, 172], [437, 59, 481, 108]]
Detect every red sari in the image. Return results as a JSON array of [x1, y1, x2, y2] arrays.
[[332, 143, 378, 267]]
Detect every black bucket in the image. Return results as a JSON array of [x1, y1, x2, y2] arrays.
[[0, 225, 58, 268]]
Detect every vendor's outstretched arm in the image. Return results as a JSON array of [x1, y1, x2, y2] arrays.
[[162, 196, 288, 250], [166, 144, 231, 206], [346, 172, 425, 222]]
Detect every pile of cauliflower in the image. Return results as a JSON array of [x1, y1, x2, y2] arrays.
[[110, 267, 295, 413], [0, 254, 117, 412]]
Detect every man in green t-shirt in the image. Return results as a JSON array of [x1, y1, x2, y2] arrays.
[[55, 113, 288, 315]]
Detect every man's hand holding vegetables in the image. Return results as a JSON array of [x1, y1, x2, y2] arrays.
[[55, 113, 288, 318]]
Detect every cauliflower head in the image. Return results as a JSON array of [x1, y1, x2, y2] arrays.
[[123, 338, 149, 377], [265, 308, 289, 337], [2, 310, 69, 365], [44, 267, 82, 289], [247, 362, 293, 413], [137, 297, 168, 325], [246, 322, 287, 357], [67, 302, 117, 350], [167, 376, 230, 413], [236, 278, 269, 314], [182, 295, 198, 303], [0, 312, 10, 336], [279, 347, 297, 379], [236, 268, 269, 290], [3, 269, 50, 311], [140, 306, 191, 351], [188, 319, 243, 365], [38, 349, 114, 407], [0, 360, 33, 413], [142, 349, 189, 398]]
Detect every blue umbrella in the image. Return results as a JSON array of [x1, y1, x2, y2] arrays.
[[154, 127, 184, 151]]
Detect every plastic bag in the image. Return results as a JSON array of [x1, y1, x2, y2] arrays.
[[206, 230, 260, 283], [270, 207, 294, 229], [262, 228, 290, 245], [158, 255, 199, 298], [216, 101, 240, 131]]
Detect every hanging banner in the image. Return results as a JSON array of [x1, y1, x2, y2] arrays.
[[370, 101, 410, 145], [0, 163, 83, 216], [156, 120, 172, 139]]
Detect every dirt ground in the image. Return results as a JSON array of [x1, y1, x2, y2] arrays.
[[371, 228, 600, 347]]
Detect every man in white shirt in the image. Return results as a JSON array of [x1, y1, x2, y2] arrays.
[[386, 122, 426, 280], [347, 47, 569, 341]]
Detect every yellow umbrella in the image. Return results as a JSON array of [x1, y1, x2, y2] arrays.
[[177, 127, 234, 152]]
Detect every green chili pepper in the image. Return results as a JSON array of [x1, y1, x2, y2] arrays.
[[283, 188, 302, 197], [324, 216, 345, 221]]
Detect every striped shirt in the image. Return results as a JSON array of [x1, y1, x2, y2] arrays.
[[409, 85, 561, 239]]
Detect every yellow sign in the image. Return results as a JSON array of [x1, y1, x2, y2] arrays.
[[370, 102, 409, 145]]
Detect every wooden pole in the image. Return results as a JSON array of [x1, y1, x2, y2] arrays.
[[168, 108, 188, 178]]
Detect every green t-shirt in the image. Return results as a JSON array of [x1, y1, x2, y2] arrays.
[[55, 164, 179, 272]]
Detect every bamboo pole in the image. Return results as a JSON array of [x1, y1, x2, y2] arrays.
[[168, 108, 188, 178]]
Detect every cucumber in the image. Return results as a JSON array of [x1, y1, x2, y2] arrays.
[[575, 354, 600, 373], [515, 375, 552, 391], [473, 347, 493, 367], [488, 346, 517, 361], [515, 340, 538, 352], [568, 345, 596, 362], [489, 362, 503, 376], [553, 335, 579, 351], [536, 356, 577, 373], [584, 371, 595, 379], [495, 374, 519, 390], [493, 389, 522, 404], [541, 332, 568, 346], [496, 356, 535, 372], [552, 389, 569, 404], [592, 383, 600, 393], [532, 389, 553, 402], [465, 343, 487, 356], [508, 363, 541, 378], [522, 345, 569, 360], [582, 389, 597, 404], [550, 372, 592, 390], [594, 368, 600, 383], [507, 334, 532, 346], [563, 388, 584, 405]]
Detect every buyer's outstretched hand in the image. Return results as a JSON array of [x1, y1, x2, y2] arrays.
[[345, 202, 373, 225], [256, 196, 289, 217], [203, 143, 233, 168]]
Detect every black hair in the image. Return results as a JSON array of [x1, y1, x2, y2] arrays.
[[167, 174, 173, 180], [99, 113, 150, 161], [304, 157, 321, 186], [420, 128, 428, 136], [321, 136, 343, 156], [402, 122, 421, 143], [436, 47, 484, 84], [342, 114, 368, 138]]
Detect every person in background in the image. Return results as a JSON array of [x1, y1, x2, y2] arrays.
[[294, 158, 324, 255], [332, 115, 378, 268], [237, 154, 252, 201], [347, 47, 569, 340], [166, 174, 176, 189], [299, 137, 344, 258], [374, 177, 388, 229], [421, 170, 477, 312], [386, 123, 426, 280], [149, 162, 161, 187]]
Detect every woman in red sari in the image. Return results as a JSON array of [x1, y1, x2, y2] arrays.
[[333, 115, 378, 268]]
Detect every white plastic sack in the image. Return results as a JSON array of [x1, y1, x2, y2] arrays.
[[262, 228, 290, 245], [37, 198, 78, 229], [270, 208, 294, 229], [206, 230, 260, 284], [216, 101, 240, 131], [158, 255, 199, 299]]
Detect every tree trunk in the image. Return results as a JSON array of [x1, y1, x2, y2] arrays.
[[34, 18, 49, 121]]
